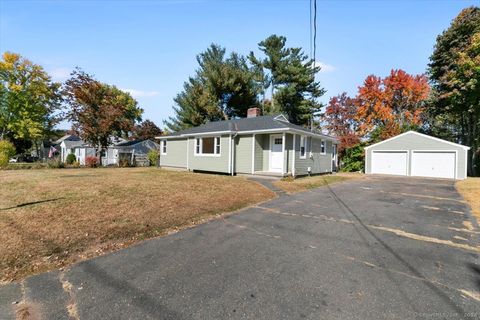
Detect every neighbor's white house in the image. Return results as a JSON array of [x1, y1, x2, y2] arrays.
[[56, 134, 158, 166]]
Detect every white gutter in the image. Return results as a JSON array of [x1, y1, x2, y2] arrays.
[[282, 132, 286, 175], [251, 134, 255, 174], [292, 134, 296, 177], [156, 128, 338, 143], [228, 134, 232, 174]]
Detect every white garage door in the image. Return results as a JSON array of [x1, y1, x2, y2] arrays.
[[371, 151, 408, 176], [411, 152, 455, 179]]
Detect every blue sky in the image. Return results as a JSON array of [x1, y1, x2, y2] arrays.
[[0, 0, 477, 129]]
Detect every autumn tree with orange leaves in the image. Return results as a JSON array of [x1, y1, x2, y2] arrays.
[[323, 92, 360, 154], [322, 69, 430, 172], [355, 69, 430, 141]]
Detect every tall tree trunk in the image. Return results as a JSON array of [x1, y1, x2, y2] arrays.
[[34, 140, 39, 160], [466, 112, 478, 176], [271, 82, 275, 109]]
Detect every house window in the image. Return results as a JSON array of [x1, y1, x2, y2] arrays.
[[274, 138, 282, 145], [300, 136, 307, 159], [321, 140, 326, 155], [161, 140, 167, 155], [195, 137, 221, 156]]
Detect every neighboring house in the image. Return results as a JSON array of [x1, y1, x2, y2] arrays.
[[58, 135, 84, 162], [57, 134, 157, 166], [157, 108, 338, 177], [101, 139, 159, 166], [73, 145, 97, 165], [365, 131, 470, 180]]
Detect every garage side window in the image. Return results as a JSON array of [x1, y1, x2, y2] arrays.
[[161, 140, 167, 155], [300, 135, 307, 159]]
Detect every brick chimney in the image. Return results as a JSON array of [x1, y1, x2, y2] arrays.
[[247, 107, 261, 118]]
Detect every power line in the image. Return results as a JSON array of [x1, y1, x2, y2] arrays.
[[309, 0, 313, 59], [313, 0, 317, 66]]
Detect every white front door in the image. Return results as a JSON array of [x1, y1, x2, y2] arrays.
[[371, 151, 408, 176], [270, 135, 283, 172], [411, 151, 455, 179]]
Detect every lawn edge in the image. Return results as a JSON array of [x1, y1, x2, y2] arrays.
[[1, 178, 276, 284]]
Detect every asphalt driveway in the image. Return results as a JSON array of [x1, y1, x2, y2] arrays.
[[1, 175, 480, 319]]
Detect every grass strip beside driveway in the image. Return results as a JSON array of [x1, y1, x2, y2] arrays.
[[0, 168, 274, 282], [274, 173, 361, 193], [456, 177, 480, 224]]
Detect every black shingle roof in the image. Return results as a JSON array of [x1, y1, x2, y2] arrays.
[[165, 115, 335, 140]]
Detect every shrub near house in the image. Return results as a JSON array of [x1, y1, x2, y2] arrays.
[[66, 153, 76, 165], [0, 140, 16, 167], [85, 156, 99, 168]]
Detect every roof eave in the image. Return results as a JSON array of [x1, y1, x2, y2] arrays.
[[157, 128, 338, 142]]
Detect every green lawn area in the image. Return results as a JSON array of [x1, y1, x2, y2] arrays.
[[274, 172, 362, 193], [0, 168, 274, 282]]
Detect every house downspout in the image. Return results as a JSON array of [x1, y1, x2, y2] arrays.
[[282, 132, 286, 176], [230, 123, 238, 176], [292, 134, 296, 177], [158, 140, 161, 168]]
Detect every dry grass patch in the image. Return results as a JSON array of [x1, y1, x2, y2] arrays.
[[0, 168, 274, 281], [456, 177, 480, 224], [274, 172, 361, 193]]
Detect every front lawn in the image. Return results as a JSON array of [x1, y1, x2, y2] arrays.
[[274, 172, 361, 193], [0, 168, 274, 282], [456, 178, 480, 223]]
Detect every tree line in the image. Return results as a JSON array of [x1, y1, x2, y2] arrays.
[[0, 56, 162, 162], [1, 6, 478, 174], [165, 34, 323, 131], [322, 6, 479, 176]]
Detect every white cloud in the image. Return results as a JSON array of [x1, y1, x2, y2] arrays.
[[121, 88, 160, 98], [49, 67, 71, 81], [313, 61, 336, 73]]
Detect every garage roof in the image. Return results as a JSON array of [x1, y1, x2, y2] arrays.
[[364, 131, 470, 150]]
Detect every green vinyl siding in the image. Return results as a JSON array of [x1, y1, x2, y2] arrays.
[[254, 134, 264, 171], [160, 132, 335, 176], [159, 138, 187, 168], [188, 135, 230, 173], [293, 135, 333, 176], [235, 135, 253, 173]]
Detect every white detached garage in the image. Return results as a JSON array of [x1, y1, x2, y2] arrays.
[[365, 131, 470, 180]]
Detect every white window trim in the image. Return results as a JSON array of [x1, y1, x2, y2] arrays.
[[161, 140, 167, 155], [320, 139, 326, 155], [300, 135, 307, 159], [194, 136, 222, 157]]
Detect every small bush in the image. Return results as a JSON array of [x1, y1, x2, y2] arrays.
[[0, 140, 16, 167], [4, 162, 49, 170], [340, 143, 365, 172], [85, 156, 99, 168], [118, 158, 131, 167], [72, 161, 80, 168], [147, 149, 159, 166], [66, 153, 76, 165], [281, 175, 295, 182], [47, 158, 65, 169]]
